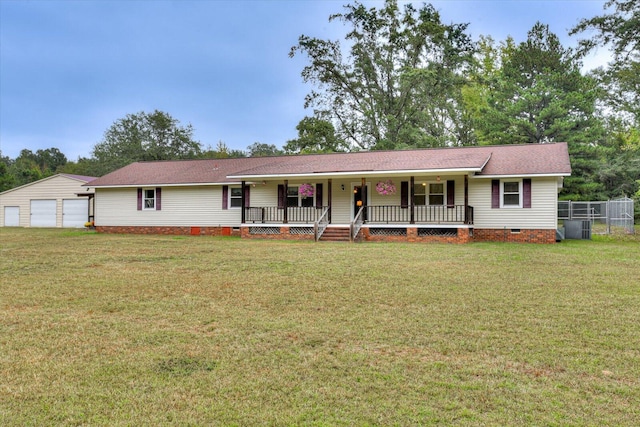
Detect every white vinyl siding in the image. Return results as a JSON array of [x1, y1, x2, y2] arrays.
[[470, 177, 559, 229], [0, 175, 94, 227], [92, 176, 559, 230], [96, 186, 242, 227]]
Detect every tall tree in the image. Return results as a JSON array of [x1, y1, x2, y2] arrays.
[[571, 0, 639, 207], [34, 148, 68, 174], [476, 23, 602, 145], [92, 110, 202, 175], [290, 0, 475, 150], [246, 142, 283, 157], [466, 24, 607, 200], [0, 152, 16, 192], [571, 0, 639, 124], [200, 141, 246, 159], [284, 116, 347, 154], [7, 150, 42, 187]]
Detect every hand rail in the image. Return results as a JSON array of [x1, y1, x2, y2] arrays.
[[314, 207, 330, 241], [350, 206, 365, 242]]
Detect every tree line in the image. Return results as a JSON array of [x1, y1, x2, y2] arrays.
[[1, 0, 638, 212], [0, 109, 284, 190]]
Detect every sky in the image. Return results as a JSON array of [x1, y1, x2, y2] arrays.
[[0, 0, 611, 161]]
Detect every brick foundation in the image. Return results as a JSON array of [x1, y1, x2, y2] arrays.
[[96, 226, 240, 237], [473, 228, 556, 244], [96, 225, 556, 244]]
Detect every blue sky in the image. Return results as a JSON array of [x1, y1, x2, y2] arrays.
[[0, 0, 609, 161]]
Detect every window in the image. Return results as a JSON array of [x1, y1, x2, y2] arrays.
[[287, 186, 314, 207], [287, 186, 299, 207], [143, 189, 156, 210], [502, 181, 521, 207], [230, 187, 242, 208], [414, 182, 444, 205], [429, 183, 444, 205]]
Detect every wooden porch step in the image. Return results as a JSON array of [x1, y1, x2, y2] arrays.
[[319, 227, 351, 242]]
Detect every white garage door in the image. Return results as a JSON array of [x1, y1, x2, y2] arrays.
[[4, 206, 20, 226], [30, 200, 57, 227], [63, 199, 88, 228]]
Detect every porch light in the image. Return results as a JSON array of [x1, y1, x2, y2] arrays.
[[341, 184, 345, 191], [354, 188, 358, 194], [437, 176, 441, 182]]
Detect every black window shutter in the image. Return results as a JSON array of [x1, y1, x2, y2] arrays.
[[156, 188, 162, 210], [523, 179, 532, 208], [315, 183, 323, 207], [222, 185, 228, 210], [277, 184, 285, 209], [137, 188, 142, 210], [447, 180, 455, 208], [491, 180, 500, 209], [400, 181, 409, 208], [244, 185, 250, 208]]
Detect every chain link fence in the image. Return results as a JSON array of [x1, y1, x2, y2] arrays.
[[558, 198, 635, 235]]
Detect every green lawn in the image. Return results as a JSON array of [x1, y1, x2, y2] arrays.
[[1, 228, 639, 426]]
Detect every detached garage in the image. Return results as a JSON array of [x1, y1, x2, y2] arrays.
[[0, 174, 96, 228]]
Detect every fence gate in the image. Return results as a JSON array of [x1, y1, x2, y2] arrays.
[[558, 198, 635, 235]]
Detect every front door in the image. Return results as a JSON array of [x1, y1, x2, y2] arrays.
[[353, 185, 368, 221]]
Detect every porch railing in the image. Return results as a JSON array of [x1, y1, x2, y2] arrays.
[[244, 205, 473, 225], [366, 205, 473, 224], [314, 207, 330, 241], [244, 206, 328, 224]]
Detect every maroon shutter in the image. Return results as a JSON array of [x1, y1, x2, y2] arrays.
[[491, 180, 500, 209], [447, 180, 455, 208], [222, 185, 228, 210], [523, 179, 532, 208], [315, 183, 323, 207], [155, 188, 162, 210], [137, 188, 142, 210], [244, 185, 250, 208], [277, 184, 285, 209], [400, 181, 409, 208]]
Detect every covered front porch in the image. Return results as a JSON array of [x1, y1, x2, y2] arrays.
[[243, 204, 473, 226], [238, 175, 474, 242]]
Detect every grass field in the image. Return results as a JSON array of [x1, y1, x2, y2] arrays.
[[1, 228, 639, 426]]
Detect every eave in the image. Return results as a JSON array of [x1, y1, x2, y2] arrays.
[[471, 173, 571, 179], [227, 167, 484, 180]]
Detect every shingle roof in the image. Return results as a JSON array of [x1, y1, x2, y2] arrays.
[[474, 142, 571, 176], [86, 143, 571, 187]]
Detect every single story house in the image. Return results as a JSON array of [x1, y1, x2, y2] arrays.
[[85, 143, 571, 243], [0, 174, 96, 228]]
